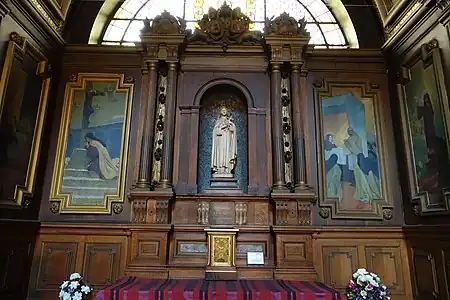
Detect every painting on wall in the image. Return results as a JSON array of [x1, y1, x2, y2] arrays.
[[0, 32, 51, 208], [401, 39, 450, 215], [316, 82, 392, 219], [50, 73, 134, 214]]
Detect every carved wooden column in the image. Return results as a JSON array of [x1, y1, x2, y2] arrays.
[[129, 11, 185, 225], [290, 64, 312, 192], [159, 61, 178, 189], [270, 62, 287, 190], [265, 13, 316, 233], [135, 61, 158, 188]]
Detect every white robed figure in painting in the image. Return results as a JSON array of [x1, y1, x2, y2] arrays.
[[211, 107, 237, 178], [85, 133, 119, 180]]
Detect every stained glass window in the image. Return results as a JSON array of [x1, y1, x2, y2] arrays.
[[98, 0, 357, 48]]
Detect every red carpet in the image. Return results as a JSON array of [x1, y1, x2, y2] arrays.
[[95, 277, 341, 300]]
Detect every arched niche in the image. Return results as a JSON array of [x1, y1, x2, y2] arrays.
[[197, 84, 249, 194]]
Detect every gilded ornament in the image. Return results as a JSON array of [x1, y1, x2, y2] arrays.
[[69, 73, 78, 82], [112, 203, 123, 214], [188, 3, 262, 46], [30, 0, 64, 32], [313, 79, 323, 88], [50, 202, 60, 214], [264, 12, 309, 37], [10, 32, 24, 45], [319, 207, 330, 219], [382, 208, 393, 220], [124, 76, 135, 83]]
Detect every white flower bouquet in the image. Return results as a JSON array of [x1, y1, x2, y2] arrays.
[[59, 273, 92, 300], [346, 268, 390, 300]]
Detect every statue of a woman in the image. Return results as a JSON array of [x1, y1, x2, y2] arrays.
[[211, 107, 237, 178]]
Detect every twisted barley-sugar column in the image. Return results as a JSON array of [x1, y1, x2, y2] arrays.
[[159, 61, 178, 189], [270, 62, 287, 190], [136, 61, 158, 188], [290, 63, 308, 189]]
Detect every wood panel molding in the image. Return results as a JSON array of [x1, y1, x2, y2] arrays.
[[28, 224, 416, 299]]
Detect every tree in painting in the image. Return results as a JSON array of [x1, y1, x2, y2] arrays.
[[405, 61, 450, 204], [322, 93, 382, 210], [62, 81, 126, 206]]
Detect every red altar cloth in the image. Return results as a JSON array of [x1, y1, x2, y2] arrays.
[[95, 277, 341, 300]]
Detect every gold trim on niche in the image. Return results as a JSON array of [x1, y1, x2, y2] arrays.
[[0, 32, 51, 209], [50, 73, 134, 214], [314, 80, 394, 220], [398, 39, 450, 216]]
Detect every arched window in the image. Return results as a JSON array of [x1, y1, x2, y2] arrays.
[[89, 0, 359, 48]]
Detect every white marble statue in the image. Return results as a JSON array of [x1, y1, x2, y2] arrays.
[[211, 107, 237, 178]]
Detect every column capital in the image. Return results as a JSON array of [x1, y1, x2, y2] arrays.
[[270, 63, 282, 72], [167, 61, 178, 70]]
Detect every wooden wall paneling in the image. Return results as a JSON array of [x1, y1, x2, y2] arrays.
[[169, 226, 208, 278], [0, 221, 39, 299], [313, 228, 413, 300], [30, 234, 83, 298], [405, 227, 450, 299], [28, 224, 129, 299], [410, 247, 440, 299], [125, 225, 171, 278], [83, 235, 127, 292], [272, 228, 316, 281]]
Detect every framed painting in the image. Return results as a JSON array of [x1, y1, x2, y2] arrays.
[[398, 39, 450, 215], [50, 73, 134, 214], [0, 32, 51, 209], [315, 81, 393, 219]]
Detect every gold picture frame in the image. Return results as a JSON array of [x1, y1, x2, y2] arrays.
[[398, 39, 450, 216], [50, 73, 134, 214], [0, 32, 51, 209], [314, 80, 394, 220]]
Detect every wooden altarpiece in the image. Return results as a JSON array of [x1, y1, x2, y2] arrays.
[[127, 4, 317, 279]]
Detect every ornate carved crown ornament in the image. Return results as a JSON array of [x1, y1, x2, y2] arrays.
[[187, 2, 262, 48], [139, 10, 187, 61], [141, 10, 187, 35], [264, 12, 310, 38]]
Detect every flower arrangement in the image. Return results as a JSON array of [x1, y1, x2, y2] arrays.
[[59, 273, 92, 300], [346, 268, 390, 300]]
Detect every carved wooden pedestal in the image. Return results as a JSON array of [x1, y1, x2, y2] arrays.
[[271, 191, 317, 280], [126, 190, 173, 277]]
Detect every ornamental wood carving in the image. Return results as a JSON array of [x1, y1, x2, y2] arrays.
[[264, 12, 309, 37], [187, 2, 262, 46], [142, 11, 186, 35]]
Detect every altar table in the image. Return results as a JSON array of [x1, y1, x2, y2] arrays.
[[95, 277, 341, 300]]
